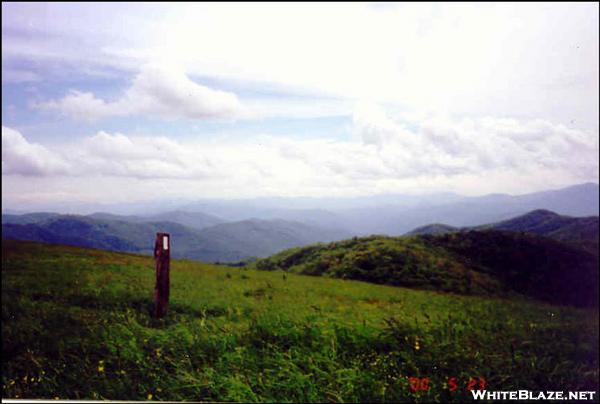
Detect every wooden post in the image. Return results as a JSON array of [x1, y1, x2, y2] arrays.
[[153, 232, 170, 318]]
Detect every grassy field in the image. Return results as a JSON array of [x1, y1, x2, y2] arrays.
[[2, 240, 598, 402]]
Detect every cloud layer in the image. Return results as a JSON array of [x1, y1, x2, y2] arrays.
[[3, 105, 598, 201], [5, 3, 599, 128], [2, 3, 598, 205], [35, 66, 245, 121], [353, 104, 599, 180]]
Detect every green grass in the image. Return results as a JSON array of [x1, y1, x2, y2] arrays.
[[2, 240, 598, 402]]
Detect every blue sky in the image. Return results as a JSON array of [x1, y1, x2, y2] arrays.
[[2, 2, 599, 209]]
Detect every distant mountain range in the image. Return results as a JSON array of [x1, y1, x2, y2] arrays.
[[406, 209, 599, 254], [4, 183, 598, 236], [2, 182, 598, 262], [3, 210, 225, 231], [1, 214, 351, 263], [193, 219, 349, 262], [335, 182, 599, 235], [143, 183, 599, 235]]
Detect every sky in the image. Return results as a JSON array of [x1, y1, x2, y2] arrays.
[[2, 2, 599, 210]]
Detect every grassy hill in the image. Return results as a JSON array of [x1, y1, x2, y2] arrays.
[[254, 231, 599, 307], [2, 240, 598, 401]]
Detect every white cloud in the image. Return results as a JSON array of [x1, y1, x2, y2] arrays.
[[75, 131, 218, 180], [3, 3, 598, 207], [2, 114, 598, 202], [35, 91, 114, 121], [1, 126, 70, 175], [5, 3, 598, 128], [353, 104, 599, 180], [35, 65, 246, 121], [146, 3, 599, 128]]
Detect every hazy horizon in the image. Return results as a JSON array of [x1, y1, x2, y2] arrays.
[[2, 3, 599, 208], [2, 181, 598, 216]]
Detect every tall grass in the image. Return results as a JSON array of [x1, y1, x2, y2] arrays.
[[2, 240, 598, 401]]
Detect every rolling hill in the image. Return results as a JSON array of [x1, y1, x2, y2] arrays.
[[2, 216, 201, 256], [254, 230, 599, 307], [1, 214, 350, 263]]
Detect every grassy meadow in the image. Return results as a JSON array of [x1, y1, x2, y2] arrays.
[[2, 240, 598, 402]]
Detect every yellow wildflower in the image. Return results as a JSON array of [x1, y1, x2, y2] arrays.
[[147, 393, 153, 400], [414, 336, 421, 351], [98, 361, 105, 372]]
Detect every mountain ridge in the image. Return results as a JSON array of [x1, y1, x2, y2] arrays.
[[405, 209, 599, 254], [4, 183, 598, 233]]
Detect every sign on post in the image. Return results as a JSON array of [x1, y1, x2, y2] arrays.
[[153, 232, 170, 318]]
